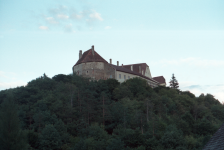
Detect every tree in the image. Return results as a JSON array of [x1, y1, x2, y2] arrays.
[[39, 124, 62, 150], [169, 74, 179, 89], [0, 94, 28, 150], [161, 125, 184, 149], [1, 72, 223, 149]]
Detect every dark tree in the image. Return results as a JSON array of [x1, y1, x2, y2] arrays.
[[169, 74, 179, 89], [39, 124, 62, 150], [0, 94, 28, 150], [0, 73, 223, 150]]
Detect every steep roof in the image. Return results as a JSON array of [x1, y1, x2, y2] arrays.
[[203, 123, 224, 150], [74, 48, 108, 66], [111, 64, 159, 83], [123, 63, 148, 74], [152, 76, 166, 84]]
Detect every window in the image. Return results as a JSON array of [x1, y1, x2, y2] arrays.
[[124, 75, 126, 79], [119, 74, 121, 79], [110, 75, 112, 78], [87, 71, 88, 73], [128, 76, 130, 79]]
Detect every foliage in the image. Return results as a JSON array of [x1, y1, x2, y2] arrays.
[[169, 74, 179, 89], [0, 94, 28, 150], [39, 124, 62, 150], [0, 73, 223, 150]]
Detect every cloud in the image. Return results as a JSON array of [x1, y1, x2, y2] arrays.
[[46, 17, 58, 24], [0, 81, 27, 91], [40, 5, 103, 31], [70, 13, 82, 19], [0, 71, 27, 91], [151, 57, 224, 68], [180, 83, 224, 103], [39, 26, 49, 30], [64, 24, 75, 33], [89, 11, 103, 21], [105, 26, 111, 29], [187, 85, 203, 89], [57, 14, 69, 19], [49, 5, 67, 15], [0, 71, 17, 79], [215, 92, 224, 103]]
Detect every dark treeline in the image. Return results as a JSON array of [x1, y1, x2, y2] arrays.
[[0, 73, 223, 150]]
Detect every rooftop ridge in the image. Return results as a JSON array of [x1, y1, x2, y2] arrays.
[[110, 64, 159, 83], [74, 48, 108, 66]]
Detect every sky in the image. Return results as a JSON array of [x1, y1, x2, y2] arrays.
[[0, 0, 224, 102]]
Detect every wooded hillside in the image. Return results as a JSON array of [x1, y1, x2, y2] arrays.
[[0, 74, 223, 150]]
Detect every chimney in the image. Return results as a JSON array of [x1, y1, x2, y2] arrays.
[[131, 65, 133, 71], [110, 59, 112, 64], [117, 61, 119, 66], [139, 65, 141, 73], [79, 50, 82, 59], [122, 64, 123, 67], [92, 45, 94, 55]]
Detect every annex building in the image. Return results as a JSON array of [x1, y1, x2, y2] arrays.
[[72, 45, 166, 88]]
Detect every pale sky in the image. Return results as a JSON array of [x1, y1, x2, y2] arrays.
[[0, 0, 224, 102]]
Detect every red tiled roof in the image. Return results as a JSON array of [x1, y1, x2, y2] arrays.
[[111, 64, 159, 84], [152, 76, 166, 84], [74, 49, 108, 66], [123, 63, 148, 74]]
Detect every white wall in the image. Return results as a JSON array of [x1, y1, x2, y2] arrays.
[[145, 66, 152, 78], [116, 71, 158, 87]]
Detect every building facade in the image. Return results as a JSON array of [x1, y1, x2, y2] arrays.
[[72, 45, 166, 88]]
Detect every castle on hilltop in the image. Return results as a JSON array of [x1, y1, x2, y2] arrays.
[[72, 45, 166, 88]]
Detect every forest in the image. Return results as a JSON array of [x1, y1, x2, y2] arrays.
[[0, 73, 223, 150]]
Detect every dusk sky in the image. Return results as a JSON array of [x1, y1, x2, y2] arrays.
[[0, 0, 224, 102]]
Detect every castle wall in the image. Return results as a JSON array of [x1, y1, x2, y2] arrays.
[[145, 66, 152, 78], [159, 83, 166, 86], [116, 71, 158, 88], [73, 62, 115, 80]]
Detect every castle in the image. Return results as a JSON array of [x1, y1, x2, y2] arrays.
[[72, 45, 166, 88]]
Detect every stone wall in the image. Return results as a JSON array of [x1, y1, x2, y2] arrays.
[[73, 62, 157, 87], [73, 62, 115, 80]]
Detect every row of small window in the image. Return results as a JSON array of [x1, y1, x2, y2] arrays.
[[119, 74, 130, 79]]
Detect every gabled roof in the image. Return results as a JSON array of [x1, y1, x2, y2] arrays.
[[203, 123, 224, 150], [153, 76, 166, 84], [123, 63, 148, 74], [74, 49, 108, 66], [111, 64, 159, 83]]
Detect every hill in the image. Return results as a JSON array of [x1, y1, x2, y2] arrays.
[[0, 73, 223, 150]]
